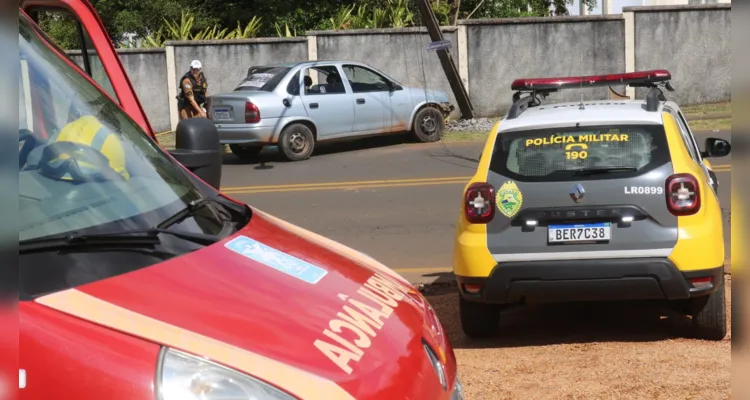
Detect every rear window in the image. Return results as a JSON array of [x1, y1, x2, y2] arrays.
[[234, 66, 290, 92], [489, 125, 671, 182]]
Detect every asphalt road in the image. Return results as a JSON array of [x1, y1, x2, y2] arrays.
[[219, 130, 732, 283]]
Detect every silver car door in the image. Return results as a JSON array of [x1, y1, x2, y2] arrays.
[[299, 65, 355, 137], [340, 64, 390, 134]]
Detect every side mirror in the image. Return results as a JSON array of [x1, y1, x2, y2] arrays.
[[701, 137, 731, 158], [168, 118, 222, 190]]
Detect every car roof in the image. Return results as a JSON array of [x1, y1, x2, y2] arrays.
[[497, 99, 679, 133], [251, 60, 368, 69]]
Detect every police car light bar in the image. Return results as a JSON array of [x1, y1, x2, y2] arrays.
[[511, 70, 671, 92]]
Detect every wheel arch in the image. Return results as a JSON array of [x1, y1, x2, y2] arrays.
[[407, 102, 447, 131], [273, 118, 318, 142]]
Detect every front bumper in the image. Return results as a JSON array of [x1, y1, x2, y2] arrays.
[[438, 102, 455, 117], [456, 258, 724, 304]]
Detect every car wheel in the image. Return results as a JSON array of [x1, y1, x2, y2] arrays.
[[689, 274, 727, 341], [279, 123, 315, 162], [459, 295, 501, 338], [229, 144, 263, 160], [412, 106, 445, 143]]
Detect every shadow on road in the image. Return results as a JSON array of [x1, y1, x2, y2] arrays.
[[221, 134, 415, 166], [422, 282, 709, 349]]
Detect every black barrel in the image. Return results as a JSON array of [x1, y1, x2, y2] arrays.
[[168, 118, 222, 190]]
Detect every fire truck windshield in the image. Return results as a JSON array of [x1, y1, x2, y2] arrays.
[[18, 13, 226, 244]]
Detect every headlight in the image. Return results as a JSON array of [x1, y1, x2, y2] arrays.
[[156, 347, 296, 400], [422, 340, 447, 390], [451, 374, 466, 400]]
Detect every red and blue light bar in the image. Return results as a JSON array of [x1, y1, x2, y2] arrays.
[[511, 70, 671, 92]]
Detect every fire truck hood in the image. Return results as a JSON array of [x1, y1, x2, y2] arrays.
[[32, 208, 456, 400]]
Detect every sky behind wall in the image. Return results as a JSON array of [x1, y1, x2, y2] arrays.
[[569, 0, 645, 15]]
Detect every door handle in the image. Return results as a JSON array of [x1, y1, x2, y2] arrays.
[[310, 103, 319, 109], [356, 98, 365, 104]]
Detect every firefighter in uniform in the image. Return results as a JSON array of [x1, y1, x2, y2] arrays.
[[177, 59, 208, 120]]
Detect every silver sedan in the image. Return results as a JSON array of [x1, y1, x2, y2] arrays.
[[205, 60, 455, 161]]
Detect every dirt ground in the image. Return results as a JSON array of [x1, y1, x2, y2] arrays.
[[424, 275, 732, 400]]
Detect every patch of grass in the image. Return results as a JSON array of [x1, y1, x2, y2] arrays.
[[681, 101, 731, 116], [155, 131, 175, 150], [441, 130, 489, 142], [688, 118, 732, 131]]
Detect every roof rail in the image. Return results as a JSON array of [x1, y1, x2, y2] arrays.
[[505, 70, 674, 119], [508, 93, 544, 119], [646, 87, 666, 112]]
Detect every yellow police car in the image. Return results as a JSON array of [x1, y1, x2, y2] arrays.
[[452, 70, 731, 340]]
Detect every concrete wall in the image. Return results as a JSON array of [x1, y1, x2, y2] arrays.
[[462, 16, 625, 117], [170, 38, 308, 95], [68, 48, 171, 132], [309, 27, 461, 118], [66, 4, 730, 129], [627, 4, 731, 104]]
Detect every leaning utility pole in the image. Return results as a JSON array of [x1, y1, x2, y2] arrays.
[[415, 0, 475, 119]]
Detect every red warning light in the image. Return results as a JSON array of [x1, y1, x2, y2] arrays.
[[511, 70, 671, 92]]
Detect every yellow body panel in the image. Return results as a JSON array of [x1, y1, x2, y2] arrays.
[[661, 112, 725, 271], [452, 122, 500, 277]]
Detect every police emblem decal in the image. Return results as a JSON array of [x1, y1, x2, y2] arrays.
[[570, 183, 586, 203], [496, 181, 524, 218]]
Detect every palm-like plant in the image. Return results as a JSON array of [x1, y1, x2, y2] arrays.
[[162, 10, 194, 41], [328, 5, 355, 30], [274, 22, 298, 37], [387, 0, 415, 28], [226, 17, 263, 39]]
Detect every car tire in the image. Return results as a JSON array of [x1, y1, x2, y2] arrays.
[[279, 123, 315, 162], [459, 295, 500, 338], [689, 274, 727, 341], [412, 106, 445, 143], [229, 144, 263, 160]]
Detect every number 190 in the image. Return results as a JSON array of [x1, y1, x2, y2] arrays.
[[566, 151, 588, 160]]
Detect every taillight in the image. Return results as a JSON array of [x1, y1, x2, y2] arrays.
[[464, 182, 495, 224], [245, 101, 260, 123], [665, 173, 701, 216]]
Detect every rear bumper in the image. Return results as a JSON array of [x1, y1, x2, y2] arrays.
[[456, 258, 724, 304], [214, 121, 278, 145]]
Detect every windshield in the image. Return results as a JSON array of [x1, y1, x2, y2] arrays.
[[234, 66, 290, 92], [18, 12, 253, 299], [18, 13, 230, 242], [489, 124, 671, 182]]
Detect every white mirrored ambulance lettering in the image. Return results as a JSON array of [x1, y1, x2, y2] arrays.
[[329, 318, 373, 349], [338, 305, 381, 337], [348, 298, 389, 326], [314, 272, 412, 374], [624, 186, 663, 195], [365, 276, 405, 302], [358, 285, 398, 309], [314, 339, 361, 375], [322, 328, 364, 356]]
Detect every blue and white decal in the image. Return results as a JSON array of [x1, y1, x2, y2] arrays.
[[224, 236, 328, 284]]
